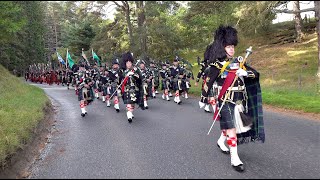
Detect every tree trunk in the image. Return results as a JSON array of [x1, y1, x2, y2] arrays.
[[293, 1, 304, 42], [124, 2, 134, 50], [125, 8, 134, 50], [135, 1, 147, 60], [112, 1, 134, 50], [315, 1, 320, 79]]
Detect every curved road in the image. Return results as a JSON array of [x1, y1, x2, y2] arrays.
[[29, 83, 319, 179]]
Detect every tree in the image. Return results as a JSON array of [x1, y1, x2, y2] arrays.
[[112, 1, 135, 50], [293, 1, 305, 42], [271, 1, 319, 78], [135, 1, 147, 59], [315, 1, 320, 79]]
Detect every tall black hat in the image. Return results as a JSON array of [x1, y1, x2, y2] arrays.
[[208, 25, 238, 63], [122, 51, 134, 63], [120, 51, 134, 69], [112, 58, 120, 65]]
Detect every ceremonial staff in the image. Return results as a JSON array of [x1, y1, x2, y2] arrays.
[[207, 46, 253, 135]]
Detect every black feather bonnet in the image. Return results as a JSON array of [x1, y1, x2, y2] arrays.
[[208, 25, 238, 63]]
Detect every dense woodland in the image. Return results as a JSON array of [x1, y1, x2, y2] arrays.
[[0, 1, 319, 77]]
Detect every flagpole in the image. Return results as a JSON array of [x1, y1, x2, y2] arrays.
[[66, 49, 68, 70]]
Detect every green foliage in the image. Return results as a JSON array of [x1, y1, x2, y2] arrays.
[[63, 21, 96, 55], [0, 2, 26, 43], [233, 1, 277, 36], [0, 1, 46, 75]]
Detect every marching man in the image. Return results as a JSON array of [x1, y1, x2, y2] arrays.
[[201, 25, 265, 172]]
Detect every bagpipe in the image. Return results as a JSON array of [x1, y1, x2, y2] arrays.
[[109, 59, 141, 99]]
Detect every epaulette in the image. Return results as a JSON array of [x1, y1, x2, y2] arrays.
[[210, 62, 222, 70]]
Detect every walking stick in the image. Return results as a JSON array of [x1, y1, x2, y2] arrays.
[[207, 46, 252, 135]]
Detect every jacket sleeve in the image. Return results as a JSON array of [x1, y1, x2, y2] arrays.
[[196, 63, 206, 82], [200, 65, 219, 104], [244, 64, 259, 79]]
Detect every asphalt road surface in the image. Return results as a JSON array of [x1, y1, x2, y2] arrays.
[[28, 83, 320, 179]]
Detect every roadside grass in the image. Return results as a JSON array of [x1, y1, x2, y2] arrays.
[[0, 65, 49, 166], [180, 21, 320, 113]]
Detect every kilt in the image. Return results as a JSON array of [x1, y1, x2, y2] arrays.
[[219, 101, 235, 130], [154, 77, 159, 88], [218, 91, 246, 130], [67, 76, 72, 83], [147, 81, 153, 96], [108, 84, 118, 97], [122, 85, 144, 106], [201, 80, 215, 97], [161, 79, 170, 90], [78, 87, 94, 104], [172, 79, 179, 91], [102, 85, 109, 96]]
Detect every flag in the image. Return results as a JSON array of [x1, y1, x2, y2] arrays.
[[92, 49, 101, 66], [82, 48, 90, 66], [56, 52, 65, 65], [66, 50, 75, 69]]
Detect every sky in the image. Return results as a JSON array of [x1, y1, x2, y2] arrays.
[[272, 1, 315, 24]]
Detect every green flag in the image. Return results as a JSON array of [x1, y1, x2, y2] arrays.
[[92, 49, 101, 66], [67, 50, 75, 69]]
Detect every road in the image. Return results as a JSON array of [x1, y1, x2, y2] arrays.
[[29, 83, 320, 179]]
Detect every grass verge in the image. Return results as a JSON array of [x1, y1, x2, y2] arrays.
[[0, 65, 49, 166]]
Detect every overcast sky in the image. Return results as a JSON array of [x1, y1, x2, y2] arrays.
[[272, 1, 315, 24]]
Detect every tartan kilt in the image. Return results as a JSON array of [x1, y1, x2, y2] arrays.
[[109, 84, 118, 97], [62, 76, 67, 84], [122, 86, 144, 106], [154, 77, 160, 88], [218, 101, 236, 130], [172, 79, 179, 91], [147, 82, 153, 97], [201, 80, 215, 97], [78, 87, 94, 104], [102, 85, 110, 96], [180, 79, 187, 91], [161, 79, 169, 90], [67, 76, 72, 83]]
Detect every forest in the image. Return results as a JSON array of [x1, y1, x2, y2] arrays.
[[1, 1, 318, 77]]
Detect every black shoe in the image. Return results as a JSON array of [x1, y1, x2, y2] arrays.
[[217, 144, 230, 154], [81, 113, 85, 117], [132, 116, 134, 119], [232, 164, 245, 172], [145, 106, 148, 109], [153, 96, 156, 98], [128, 118, 132, 123], [205, 109, 212, 113], [85, 112, 88, 114], [97, 97, 99, 99], [116, 109, 120, 113], [177, 101, 181, 105]]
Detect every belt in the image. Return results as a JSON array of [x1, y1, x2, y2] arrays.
[[218, 85, 245, 91]]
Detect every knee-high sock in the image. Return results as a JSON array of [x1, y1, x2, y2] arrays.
[[227, 136, 243, 166], [217, 130, 229, 152], [114, 99, 119, 109], [80, 102, 86, 114]]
